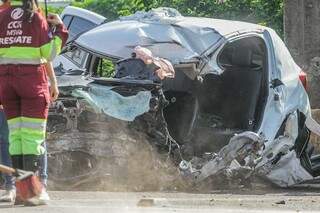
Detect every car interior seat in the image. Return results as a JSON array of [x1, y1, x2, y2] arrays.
[[197, 46, 263, 130]]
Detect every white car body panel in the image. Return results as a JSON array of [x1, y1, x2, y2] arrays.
[[60, 6, 106, 26]]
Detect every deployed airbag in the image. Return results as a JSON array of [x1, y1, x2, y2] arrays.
[[73, 84, 152, 121]]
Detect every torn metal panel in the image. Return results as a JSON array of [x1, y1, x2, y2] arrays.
[[256, 112, 313, 187], [180, 112, 314, 187], [256, 113, 296, 176], [179, 132, 265, 183], [259, 150, 313, 187]]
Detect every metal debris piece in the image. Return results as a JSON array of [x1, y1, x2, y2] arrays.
[[179, 132, 265, 184]]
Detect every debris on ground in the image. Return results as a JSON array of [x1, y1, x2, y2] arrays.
[[275, 200, 286, 205]]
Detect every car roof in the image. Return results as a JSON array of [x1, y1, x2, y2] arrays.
[[177, 16, 264, 36], [75, 7, 267, 62], [61, 6, 106, 25]]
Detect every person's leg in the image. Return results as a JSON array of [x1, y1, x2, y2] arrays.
[[3, 95, 23, 171], [18, 65, 48, 164], [18, 65, 50, 205], [0, 110, 15, 188], [39, 142, 48, 188], [0, 109, 16, 202], [38, 141, 50, 202]]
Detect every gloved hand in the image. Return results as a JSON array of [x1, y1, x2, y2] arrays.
[[47, 13, 63, 26]]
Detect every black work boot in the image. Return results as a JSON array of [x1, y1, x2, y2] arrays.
[[22, 155, 40, 173], [11, 155, 23, 170]]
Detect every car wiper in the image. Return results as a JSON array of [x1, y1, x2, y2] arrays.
[[54, 63, 86, 76], [60, 42, 75, 55], [60, 36, 82, 55]]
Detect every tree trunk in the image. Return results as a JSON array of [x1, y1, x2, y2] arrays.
[[284, 0, 320, 108]]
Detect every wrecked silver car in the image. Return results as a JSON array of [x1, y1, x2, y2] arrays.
[[49, 8, 320, 190]]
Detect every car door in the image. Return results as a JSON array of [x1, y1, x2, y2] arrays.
[[53, 6, 106, 73]]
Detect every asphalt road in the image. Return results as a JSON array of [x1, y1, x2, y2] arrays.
[[1, 190, 320, 213]]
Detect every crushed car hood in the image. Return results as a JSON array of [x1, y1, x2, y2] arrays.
[[74, 7, 263, 64]]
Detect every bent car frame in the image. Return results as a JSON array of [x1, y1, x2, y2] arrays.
[[49, 7, 320, 189]]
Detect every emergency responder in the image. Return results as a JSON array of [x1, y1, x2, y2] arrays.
[[0, 0, 68, 205], [0, 0, 56, 204]]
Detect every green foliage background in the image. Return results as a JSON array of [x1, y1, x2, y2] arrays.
[[46, 0, 283, 77], [71, 0, 284, 37]]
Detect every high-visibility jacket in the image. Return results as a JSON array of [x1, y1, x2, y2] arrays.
[[0, 6, 68, 65]]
